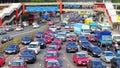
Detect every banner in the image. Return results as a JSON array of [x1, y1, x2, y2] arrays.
[[117, 16, 120, 23]]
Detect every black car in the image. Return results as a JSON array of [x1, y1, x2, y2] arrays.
[[1, 35, 13, 44], [111, 57, 120, 68], [87, 46, 102, 57], [87, 59, 106, 68], [21, 36, 33, 45], [66, 42, 78, 53], [0, 30, 6, 35], [5, 44, 20, 54], [37, 38, 46, 49], [20, 49, 36, 63], [79, 41, 91, 50]]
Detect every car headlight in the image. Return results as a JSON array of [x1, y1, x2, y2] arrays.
[[41, 43, 44, 45], [12, 50, 16, 52], [93, 52, 96, 54]]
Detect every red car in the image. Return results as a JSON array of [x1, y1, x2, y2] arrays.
[[73, 52, 90, 66], [46, 34, 55, 40], [87, 35, 96, 42], [44, 30, 52, 35], [45, 59, 61, 68], [44, 51, 58, 62], [45, 36, 52, 44], [51, 41, 62, 50], [0, 54, 5, 66], [67, 35, 76, 42], [53, 38, 63, 45], [48, 22, 54, 26], [9, 59, 27, 68], [48, 45, 59, 53]]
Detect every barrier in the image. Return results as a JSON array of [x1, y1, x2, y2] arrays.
[[0, 24, 49, 53]]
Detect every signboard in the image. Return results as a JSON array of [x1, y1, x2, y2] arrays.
[[117, 16, 120, 23], [26, 6, 59, 12], [74, 23, 82, 34]]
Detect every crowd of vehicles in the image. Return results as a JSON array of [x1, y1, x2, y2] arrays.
[[0, 11, 120, 68]]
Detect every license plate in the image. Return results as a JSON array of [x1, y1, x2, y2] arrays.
[[83, 63, 86, 65]]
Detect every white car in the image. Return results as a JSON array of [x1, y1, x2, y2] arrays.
[[32, 23, 39, 28], [15, 26, 24, 31], [22, 21, 29, 27], [100, 51, 116, 62], [49, 26, 57, 32], [27, 41, 40, 54], [112, 34, 120, 43]]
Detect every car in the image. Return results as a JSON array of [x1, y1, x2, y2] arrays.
[[100, 51, 116, 62], [45, 60, 61, 68], [46, 34, 55, 40], [47, 22, 54, 26], [87, 59, 106, 68], [67, 35, 76, 42], [21, 36, 33, 45], [22, 21, 29, 27], [65, 24, 70, 29], [0, 54, 5, 67], [51, 41, 62, 50], [27, 41, 40, 54], [8, 59, 27, 68], [48, 45, 59, 53], [15, 26, 24, 31], [87, 34, 96, 42], [78, 35, 87, 43], [35, 31, 44, 38], [49, 26, 57, 32], [57, 34, 66, 42], [5, 44, 20, 54], [20, 49, 36, 63], [0, 29, 6, 35], [1, 35, 13, 44], [32, 22, 39, 28], [37, 38, 46, 49], [5, 25, 14, 31], [88, 46, 102, 57], [53, 38, 63, 44], [66, 42, 78, 53], [111, 57, 120, 68], [44, 51, 58, 61], [44, 30, 52, 35], [79, 41, 91, 50], [45, 36, 52, 44], [73, 52, 90, 66]]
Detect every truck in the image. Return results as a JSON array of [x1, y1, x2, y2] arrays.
[[112, 34, 120, 45], [81, 24, 91, 35], [89, 22, 98, 32], [94, 30, 112, 47]]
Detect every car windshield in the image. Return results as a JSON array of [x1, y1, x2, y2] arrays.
[[46, 52, 57, 57], [29, 44, 37, 48], [22, 51, 33, 55], [93, 61, 103, 67], [48, 47, 57, 50], [11, 62, 24, 66], [76, 54, 87, 58], [114, 36, 120, 39], [92, 47, 101, 52], [51, 42, 59, 45], [105, 52, 114, 56], [7, 45, 16, 49], [47, 61, 60, 67], [23, 37, 30, 41], [2, 36, 9, 39], [68, 42, 76, 45]]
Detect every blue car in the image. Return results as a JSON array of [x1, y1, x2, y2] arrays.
[[78, 35, 87, 42], [0, 30, 6, 35], [36, 31, 44, 38], [20, 49, 36, 63], [87, 59, 106, 68], [80, 41, 91, 50], [88, 46, 102, 57], [21, 36, 32, 45], [37, 38, 46, 49], [5, 44, 20, 54], [66, 42, 78, 53]]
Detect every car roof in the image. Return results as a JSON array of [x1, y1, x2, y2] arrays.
[[12, 60, 24, 63], [30, 41, 39, 44], [47, 60, 58, 62], [104, 51, 113, 53], [76, 52, 87, 55]]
